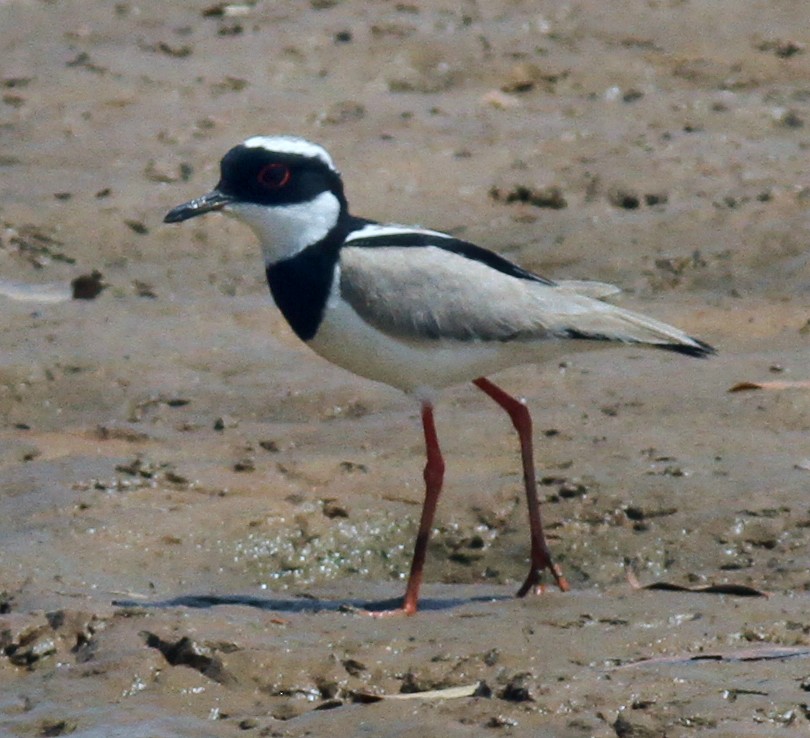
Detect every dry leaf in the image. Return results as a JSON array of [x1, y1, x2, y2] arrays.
[[626, 568, 768, 597], [616, 646, 810, 670], [639, 582, 768, 597], [729, 380, 810, 392], [352, 683, 481, 703]]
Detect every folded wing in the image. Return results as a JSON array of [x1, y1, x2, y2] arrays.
[[339, 244, 714, 357]]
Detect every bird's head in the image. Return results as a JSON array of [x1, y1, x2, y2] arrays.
[[164, 136, 347, 263]]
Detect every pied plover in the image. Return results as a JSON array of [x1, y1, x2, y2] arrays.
[[164, 135, 715, 615]]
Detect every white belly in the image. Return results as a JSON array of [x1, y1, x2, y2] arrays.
[[306, 296, 547, 394]]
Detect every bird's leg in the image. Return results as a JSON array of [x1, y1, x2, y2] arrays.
[[401, 400, 445, 614], [473, 377, 570, 596], [371, 400, 445, 617]]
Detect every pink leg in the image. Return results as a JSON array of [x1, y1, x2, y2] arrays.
[[473, 377, 569, 596], [373, 400, 445, 617]]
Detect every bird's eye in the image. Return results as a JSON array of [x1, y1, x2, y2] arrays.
[[257, 163, 291, 190]]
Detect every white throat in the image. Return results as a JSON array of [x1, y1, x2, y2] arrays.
[[224, 190, 341, 265]]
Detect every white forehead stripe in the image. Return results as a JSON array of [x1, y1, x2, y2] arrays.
[[242, 135, 338, 172]]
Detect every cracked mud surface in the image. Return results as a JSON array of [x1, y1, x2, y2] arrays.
[[2, 1, 810, 735]]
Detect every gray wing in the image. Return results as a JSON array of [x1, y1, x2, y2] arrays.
[[338, 245, 713, 355]]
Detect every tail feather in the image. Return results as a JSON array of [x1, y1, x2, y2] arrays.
[[540, 279, 715, 357], [654, 337, 716, 358], [555, 302, 716, 358], [560, 327, 715, 357]]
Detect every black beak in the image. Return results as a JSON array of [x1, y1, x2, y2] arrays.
[[163, 190, 234, 223]]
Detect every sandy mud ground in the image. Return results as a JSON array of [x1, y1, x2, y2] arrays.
[[2, 1, 810, 735]]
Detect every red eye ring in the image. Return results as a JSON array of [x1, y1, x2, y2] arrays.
[[257, 162, 291, 190]]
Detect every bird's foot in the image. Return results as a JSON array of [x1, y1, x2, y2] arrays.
[[346, 596, 418, 617], [365, 606, 414, 618], [516, 560, 570, 598]]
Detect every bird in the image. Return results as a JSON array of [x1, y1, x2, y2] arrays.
[[164, 135, 715, 615]]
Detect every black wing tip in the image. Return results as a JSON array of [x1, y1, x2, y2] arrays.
[[163, 209, 184, 224], [655, 338, 717, 358], [560, 329, 716, 358]]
